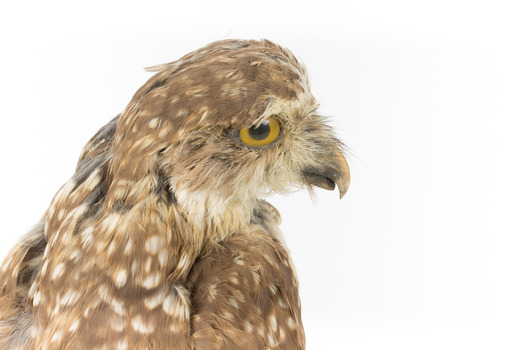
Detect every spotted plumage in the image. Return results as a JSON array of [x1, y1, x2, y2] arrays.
[[0, 39, 350, 349]]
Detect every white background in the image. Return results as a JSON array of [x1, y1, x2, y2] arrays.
[[1, 1, 524, 349]]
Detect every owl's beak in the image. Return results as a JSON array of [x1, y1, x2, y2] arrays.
[[302, 150, 350, 199]]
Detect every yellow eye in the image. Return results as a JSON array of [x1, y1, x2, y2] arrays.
[[239, 117, 280, 147]]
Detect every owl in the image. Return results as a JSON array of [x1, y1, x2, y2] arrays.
[[0, 39, 350, 349]]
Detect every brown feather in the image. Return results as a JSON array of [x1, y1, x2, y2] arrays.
[[0, 39, 349, 349]]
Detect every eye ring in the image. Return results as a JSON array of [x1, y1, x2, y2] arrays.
[[239, 117, 280, 147]]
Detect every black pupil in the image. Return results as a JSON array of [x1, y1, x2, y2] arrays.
[[248, 121, 271, 140]]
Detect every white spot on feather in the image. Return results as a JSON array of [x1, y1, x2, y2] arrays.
[[229, 298, 239, 309], [131, 260, 139, 275], [60, 290, 79, 306], [112, 299, 125, 315], [52, 303, 61, 315], [257, 326, 265, 337], [199, 109, 209, 122], [162, 292, 189, 321], [98, 285, 110, 302], [69, 249, 81, 261], [131, 315, 154, 334], [278, 297, 286, 309], [101, 213, 121, 233], [117, 338, 128, 350], [158, 125, 171, 138], [51, 263, 65, 280], [148, 117, 159, 128], [145, 256, 153, 273], [268, 334, 276, 347], [123, 240, 133, 255], [28, 282, 37, 298], [111, 316, 125, 332], [107, 241, 117, 255], [287, 316, 296, 330], [51, 331, 63, 343], [269, 313, 277, 332], [114, 269, 128, 288], [279, 327, 287, 342], [69, 319, 79, 332], [33, 291, 41, 306], [142, 273, 161, 289], [158, 249, 168, 267], [41, 260, 49, 274], [145, 289, 167, 309], [145, 236, 163, 253], [81, 226, 95, 248]]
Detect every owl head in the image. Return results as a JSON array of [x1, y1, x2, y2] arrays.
[[83, 39, 349, 239]]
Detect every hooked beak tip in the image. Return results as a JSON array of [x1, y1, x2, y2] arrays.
[[335, 151, 350, 199], [302, 150, 350, 199]]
